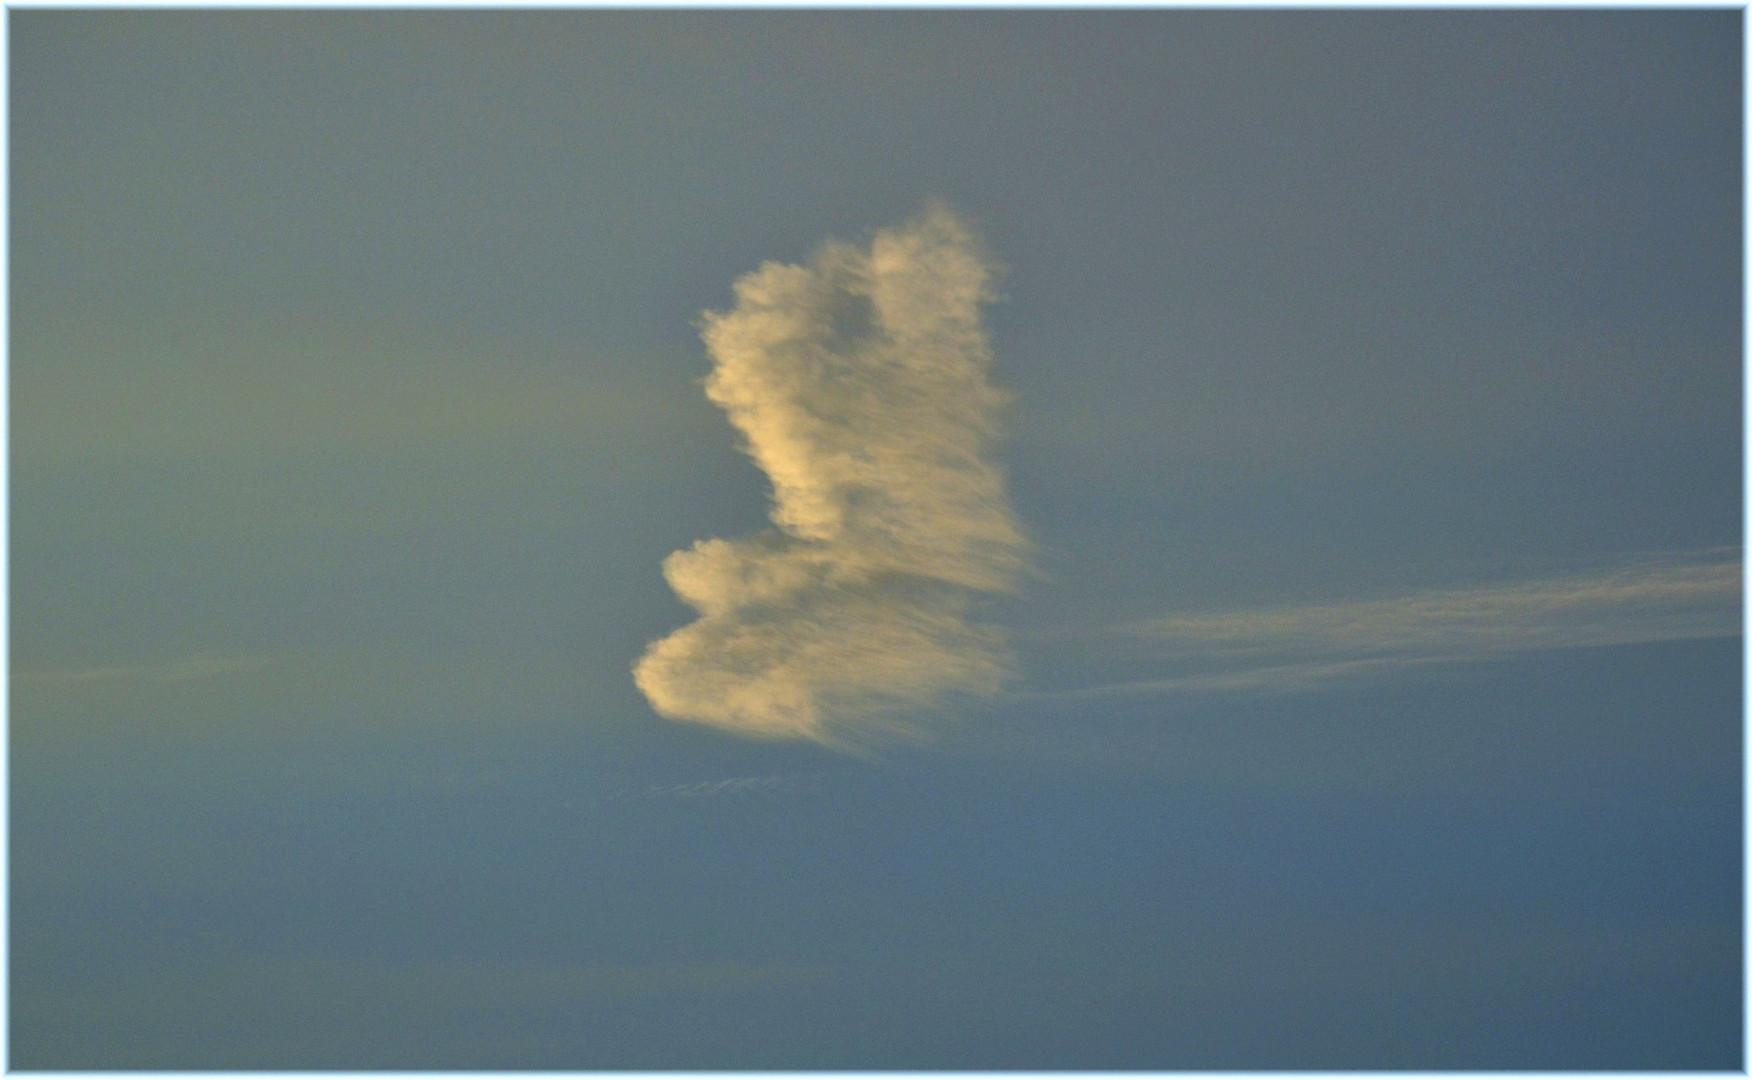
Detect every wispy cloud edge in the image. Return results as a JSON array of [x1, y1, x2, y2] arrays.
[[13, 653, 278, 687], [1043, 548, 1740, 700]]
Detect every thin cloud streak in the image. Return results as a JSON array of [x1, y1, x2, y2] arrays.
[[641, 774, 822, 800], [12, 326, 687, 468], [1044, 549, 1740, 700], [13, 653, 277, 686], [634, 206, 1030, 746]]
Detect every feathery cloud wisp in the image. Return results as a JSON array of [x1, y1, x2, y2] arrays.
[[634, 206, 1029, 746], [641, 774, 821, 800], [1065, 548, 1741, 699], [12, 653, 277, 686]]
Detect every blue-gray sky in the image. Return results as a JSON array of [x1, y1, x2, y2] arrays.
[[10, 9, 1742, 1069]]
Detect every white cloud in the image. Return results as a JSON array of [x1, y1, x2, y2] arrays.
[[634, 206, 1030, 746], [1057, 548, 1741, 699]]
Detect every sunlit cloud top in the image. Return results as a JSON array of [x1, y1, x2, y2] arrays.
[[634, 205, 1030, 747]]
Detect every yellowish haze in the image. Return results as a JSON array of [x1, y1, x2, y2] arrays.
[[634, 206, 1029, 745]]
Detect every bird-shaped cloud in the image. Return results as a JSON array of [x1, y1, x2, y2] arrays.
[[634, 205, 1030, 747]]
